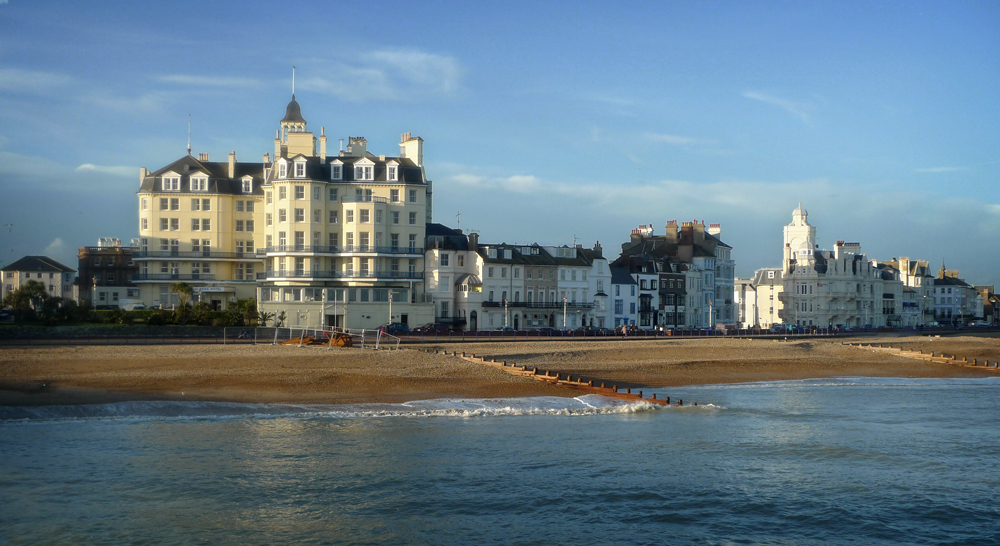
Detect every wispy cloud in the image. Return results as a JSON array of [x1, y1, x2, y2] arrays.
[[644, 132, 717, 146], [155, 74, 263, 88], [83, 90, 175, 115], [300, 49, 462, 102], [743, 91, 812, 123], [913, 166, 965, 173], [0, 68, 73, 93], [76, 164, 136, 178]]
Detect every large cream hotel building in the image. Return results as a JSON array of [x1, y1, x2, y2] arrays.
[[136, 94, 434, 329]]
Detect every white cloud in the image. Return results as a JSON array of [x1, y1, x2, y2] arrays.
[[155, 74, 263, 88], [645, 132, 717, 146], [914, 166, 965, 173], [299, 49, 462, 102], [76, 164, 136, 178], [743, 91, 812, 123], [44, 237, 66, 256], [0, 68, 73, 93], [83, 90, 175, 115]]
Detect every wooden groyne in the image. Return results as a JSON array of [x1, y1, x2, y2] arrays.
[[418, 348, 690, 407], [844, 342, 1000, 370]]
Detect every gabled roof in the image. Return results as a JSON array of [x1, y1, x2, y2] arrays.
[[610, 267, 637, 285], [2, 256, 76, 273]]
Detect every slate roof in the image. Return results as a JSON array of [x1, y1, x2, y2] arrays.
[[426, 223, 470, 251], [2, 256, 76, 273], [610, 267, 637, 285]]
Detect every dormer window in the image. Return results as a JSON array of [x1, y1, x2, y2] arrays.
[[191, 177, 208, 191], [387, 164, 398, 181], [242, 179, 252, 193], [331, 164, 342, 180], [294, 161, 306, 178], [355, 165, 373, 181], [278, 162, 287, 178], [163, 176, 180, 191]]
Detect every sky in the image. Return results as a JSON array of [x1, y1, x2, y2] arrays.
[[0, 0, 997, 287]]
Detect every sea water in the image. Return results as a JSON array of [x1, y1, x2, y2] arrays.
[[2, 377, 999, 545]]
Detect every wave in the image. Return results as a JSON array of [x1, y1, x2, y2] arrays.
[[680, 376, 1000, 390], [0, 394, 686, 423]]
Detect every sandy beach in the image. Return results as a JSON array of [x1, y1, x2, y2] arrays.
[[1, 334, 997, 406]]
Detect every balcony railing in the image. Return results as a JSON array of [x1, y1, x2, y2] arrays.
[[341, 195, 389, 204], [257, 270, 424, 280], [132, 273, 217, 281], [133, 251, 263, 260], [481, 301, 595, 309], [260, 245, 424, 255]]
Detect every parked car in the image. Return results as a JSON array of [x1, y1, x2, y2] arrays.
[[414, 323, 449, 333], [495, 326, 516, 332], [381, 322, 409, 335]]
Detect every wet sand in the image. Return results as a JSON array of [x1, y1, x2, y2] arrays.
[[1, 335, 997, 406]]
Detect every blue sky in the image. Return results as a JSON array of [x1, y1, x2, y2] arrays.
[[1, 0, 997, 287]]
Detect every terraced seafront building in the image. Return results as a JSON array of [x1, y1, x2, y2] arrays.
[[136, 93, 435, 329]]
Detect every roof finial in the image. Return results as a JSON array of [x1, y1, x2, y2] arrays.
[[187, 114, 192, 156], [292, 66, 296, 100]]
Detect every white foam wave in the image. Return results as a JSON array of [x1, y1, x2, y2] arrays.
[[0, 395, 667, 423]]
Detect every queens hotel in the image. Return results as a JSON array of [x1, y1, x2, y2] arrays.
[[136, 94, 435, 329]]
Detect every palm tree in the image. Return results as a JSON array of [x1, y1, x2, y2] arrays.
[[169, 282, 193, 309]]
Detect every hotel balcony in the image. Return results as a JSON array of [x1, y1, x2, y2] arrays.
[[257, 270, 424, 281], [259, 245, 424, 257], [132, 273, 217, 282], [481, 301, 595, 310], [133, 251, 263, 261]]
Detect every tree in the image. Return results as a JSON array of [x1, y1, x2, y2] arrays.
[[2, 280, 51, 322], [276, 310, 287, 327], [232, 298, 259, 325], [258, 311, 275, 327], [169, 282, 193, 309]]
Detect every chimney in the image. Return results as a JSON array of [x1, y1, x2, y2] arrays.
[[228, 151, 236, 178], [468, 231, 479, 249], [708, 223, 721, 236], [198, 153, 209, 161], [319, 127, 327, 164], [664, 220, 679, 243], [139, 167, 148, 184], [400, 134, 423, 166], [263, 152, 270, 165], [593, 242, 603, 259]]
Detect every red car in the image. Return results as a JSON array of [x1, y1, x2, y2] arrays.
[[413, 323, 449, 333]]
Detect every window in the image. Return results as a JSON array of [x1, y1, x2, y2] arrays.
[[294, 231, 304, 247], [163, 177, 179, 191], [328, 233, 339, 247], [242, 180, 252, 193], [329, 210, 339, 224], [278, 231, 286, 247], [408, 234, 417, 250], [236, 201, 244, 212], [294, 186, 304, 200], [346, 210, 354, 223], [140, 218, 148, 231], [236, 220, 244, 232], [141, 198, 148, 210], [390, 233, 399, 249], [170, 218, 179, 231], [279, 186, 287, 200], [355, 165, 372, 180], [202, 199, 210, 211], [375, 210, 382, 224], [346, 232, 354, 247], [170, 198, 179, 211], [359, 232, 370, 249], [266, 192, 272, 204], [360, 209, 370, 223], [390, 189, 400, 202], [266, 213, 273, 226], [294, 208, 304, 222], [458, 255, 464, 267], [388, 166, 397, 181], [192, 198, 201, 211], [329, 188, 339, 201], [191, 177, 207, 191], [331, 165, 342, 180], [391, 211, 399, 225], [313, 209, 320, 223], [295, 162, 305, 178], [193, 219, 202, 231], [408, 212, 417, 225], [441, 253, 450, 267], [409, 189, 417, 203], [279, 209, 286, 222], [159, 198, 168, 210], [279, 163, 287, 178], [245, 201, 254, 212]]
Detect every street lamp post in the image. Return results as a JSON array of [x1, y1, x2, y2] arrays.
[[563, 296, 567, 330]]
